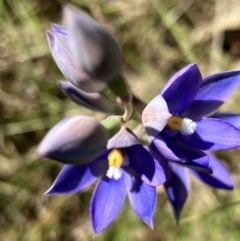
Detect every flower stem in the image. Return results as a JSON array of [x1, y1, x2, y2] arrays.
[[121, 100, 133, 123]]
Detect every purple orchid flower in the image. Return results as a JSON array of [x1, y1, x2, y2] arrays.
[[142, 63, 240, 221], [45, 126, 169, 233], [47, 5, 123, 93], [142, 63, 240, 167], [158, 111, 240, 221]]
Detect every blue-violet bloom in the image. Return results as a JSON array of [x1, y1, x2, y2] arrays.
[[45, 126, 169, 233], [142, 63, 240, 167], [161, 111, 240, 221], [142, 63, 240, 221]]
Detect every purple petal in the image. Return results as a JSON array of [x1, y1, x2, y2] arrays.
[[48, 26, 106, 93], [91, 177, 126, 233], [179, 155, 211, 173], [64, 5, 123, 86], [51, 24, 67, 35], [51, 25, 69, 46], [210, 113, 240, 129], [164, 163, 190, 222], [47, 29, 99, 92], [161, 64, 202, 115], [45, 164, 92, 195], [45, 165, 97, 195], [183, 70, 240, 119], [126, 145, 168, 186], [46, 31, 55, 48], [45, 152, 109, 195], [124, 169, 156, 228], [142, 95, 172, 139], [148, 145, 171, 181], [58, 81, 121, 114], [180, 118, 240, 151], [152, 134, 186, 162], [107, 126, 140, 149], [191, 153, 233, 190], [37, 116, 108, 164], [175, 139, 212, 173]]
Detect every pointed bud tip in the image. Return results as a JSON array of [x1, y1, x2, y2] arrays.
[[63, 4, 75, 16], [46, 31, 54, 47], [51, 23, 67, 35], [37, 141, 55, 161], [63, 4, 87, 26], [37, 145, 47, 159]]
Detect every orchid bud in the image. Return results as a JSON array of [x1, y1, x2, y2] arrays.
[[47, 24, 96, 92], [63, 4, 123, 90], [37, 116, 108, 164], [58, 81, 122, 114]]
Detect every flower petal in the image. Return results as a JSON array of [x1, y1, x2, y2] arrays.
[[183, 70, 240, 119], [164, 163, 190, 222], [191, 153, 233, 190], [45, 164, 91, 195], [45, 152, 109, 195], [58, 81, 121, 114], [37, 116, 108, 164], [126, 145, 168, 186], [152, 134, 186, 162], [124, 168, 156, 228], [107, 126, 140, 149], [64, 5, 123, 87], [142, 95, 172, 139], [148, 145, 171, 181], [180, 118, 240, 151], [175, 139, 212, 173], [91, 177, 126, 233], [210, 113, 240, 129], [161, 63, 202, 115], [51, 24, 67, 36], [178, 154, 211, 173], [47, 29, 97, 92]]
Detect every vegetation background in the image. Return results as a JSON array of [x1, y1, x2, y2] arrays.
[[1, 0, 240, 240]]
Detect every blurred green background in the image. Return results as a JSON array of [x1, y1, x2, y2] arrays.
[[1, 0, 240, 240]]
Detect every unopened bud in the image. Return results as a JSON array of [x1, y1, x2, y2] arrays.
[[64, 4, 123, 89], [37, 116, 108, 164]]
